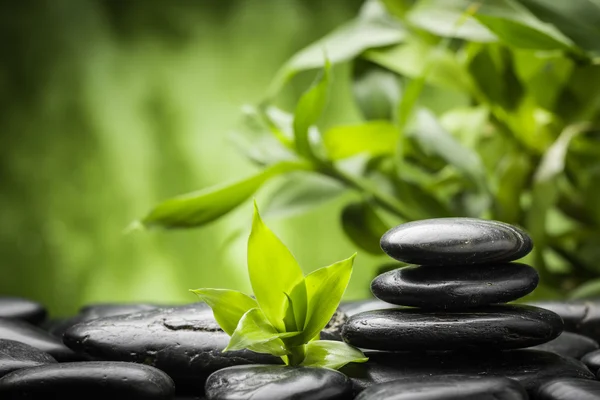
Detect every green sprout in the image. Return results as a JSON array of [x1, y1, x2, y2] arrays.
[[190, 202, 368, 369]]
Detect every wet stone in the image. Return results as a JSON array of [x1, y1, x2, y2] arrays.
[[581, 349, 600, 373], [0, 318, 80, 361], [380, 218, 532, 266], [320, 309, 347, 341], [340, 350, 594, 394], [0, 297, 46, 325], [529, 300, 600, 341], [205, 365, 353, 400], [0, 361, 175, 399], [354, 374, 528, 400], [530, 331, 599, 359], [535, 378, 600, 400], [371, 263, 538, 308], [342, 305, 563, 351], [0, 339, 56, 378]]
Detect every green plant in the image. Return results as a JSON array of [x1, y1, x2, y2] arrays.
[[141, 0, 600, 299], [190, 202, 368, 368]]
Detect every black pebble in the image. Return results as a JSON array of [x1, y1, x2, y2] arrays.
[[0, 339, 56, 378], [535, 378, 600, 400], [0, 298, 46, 325], [530, 331, 599, 359], [581, 349, 600, 373]]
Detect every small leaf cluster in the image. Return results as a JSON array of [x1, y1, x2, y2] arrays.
[[190, 202, 367, 369]]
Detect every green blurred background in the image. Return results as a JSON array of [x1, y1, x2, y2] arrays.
[[0, 0, 387, 316]]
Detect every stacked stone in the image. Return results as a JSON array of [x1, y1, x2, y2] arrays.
[[342, 218, 563, 353]]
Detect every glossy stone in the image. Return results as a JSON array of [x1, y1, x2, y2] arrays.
[[320, 309, 347, 341], [340, 350, 594, 394], [0, 297, 46, 325], [530, 331, 599, 359], [535, 378, 600, 400], [0, 361, 175, 399], [529, 300, 600, 341], [342, 305, 563, 351], [581, 349, 600, 373], [354, 375, 527, 400], [371, 263, 538, 308], [380, 218, 532, 266], [0, 318, 80, 361], [205, 365, 353, 400], [0, 340, 56, 378], [63, 303, 280, 390]]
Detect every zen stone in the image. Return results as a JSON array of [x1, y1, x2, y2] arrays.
[[535, 378, 600, 400], [0, 318, 80, 361], [340, 350, 594, 394], [205, 365, 353, 400], [529, 300, 600, 341], [371, 263, 538, 308], [380, 218, 532, 266], [581, 349, 600, 373], [0, 361, 175, 399], [354, 375, 527, 400], [342, 305, 563, 351], [0, 339, 56, 378], [530, 331, 599, 359], [0, 297, 46, 325]]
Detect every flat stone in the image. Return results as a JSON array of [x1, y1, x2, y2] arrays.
[[354, 374, 527, 400], [529, 300, 600, 341], [0, 297, 46, 325], [0, 339, 56, 378], [535, 378, 600, 400], [530, 332, 598, 359], [380, 218, 532, 266], [371, 263, 538, 308], [205, 365, 353, 400], [63, 303, 281, 390], [0, 361, 175, 399], [0, 318, 80, 361], [339, 300, 398, 317], [581, 349, 600, 373], [340, 350, 594, 394], [342, 305, 563, 351]]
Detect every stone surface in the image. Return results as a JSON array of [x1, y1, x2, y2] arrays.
[[0, 361, 175, 399], [354, 374, 527, 400], [535, 378, 600, 400], [339, 299, 398, 317], [529, 300, 600, 341], [0, 339, 56, 378], [342, 305, 563, 351], [340, 350, 594, 394], [380, 218, 532, 266], [320, 309, 347, 341], [530, 331, 599, 359], [371, 263, 538, 308], [205, 365, 353, 400], [0, 318, 80, 361], [0, 297, 46, 325], [63, 303, 280, 390], [581, 349, 600, 373]]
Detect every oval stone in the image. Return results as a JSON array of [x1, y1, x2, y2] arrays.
[[0, 297, 46, 325], [341, 305, 563, 351], [380, 218, 532, 266], [529, 300, 600, 341], [582, 349, 600, 374], [371, 263, 538, 308], [205, 365, 353, 400], [0, 361, 175, 399], [535, 378, 600, 400], [354, 375, 527, 400], [530, 332, 599, 359], [0, 340, 56, 378]]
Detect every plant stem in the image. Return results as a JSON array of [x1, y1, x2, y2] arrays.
[[286, 345, 306, 366]]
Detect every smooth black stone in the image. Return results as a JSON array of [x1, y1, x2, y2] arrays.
[[0, 297, 46, 325], [342, 305, 563, 351], [380, 218, 532, 266], [320, 309, 347, 341], [0, 340, 56, 378], [205, 365, 353, 400], [340, 350, 594, 394], [581, 349, 600, 373], [339, 299, 398, 317], [354, 374, 527, 400], [63, 303, 281, 390], [530, 331, 599, 359], [371, 263, 538, 308], [529, 300, 600, 341], [0, 361, 175, 399], [535, 378, 600, 400], [0, 318, 81, 361]]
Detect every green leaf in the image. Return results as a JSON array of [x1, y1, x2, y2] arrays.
[[323, 121, 398, 160], [141, 162, 309, 229], [262, 172, 346, 219], [300, 254, 355, 344], [189, 288, 257, 336], [293, 62, 331, 159], [226, 308, 300, 356], [301, 340, 368, 370], [248, 202, 307, 332], [352, 66, 400, 121], [439, 106, 489, 149], [341, 202, 390, 255], [569, 278, 600, 300]]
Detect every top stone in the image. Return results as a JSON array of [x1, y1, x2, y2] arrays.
[[380, 218, 532, 266]]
